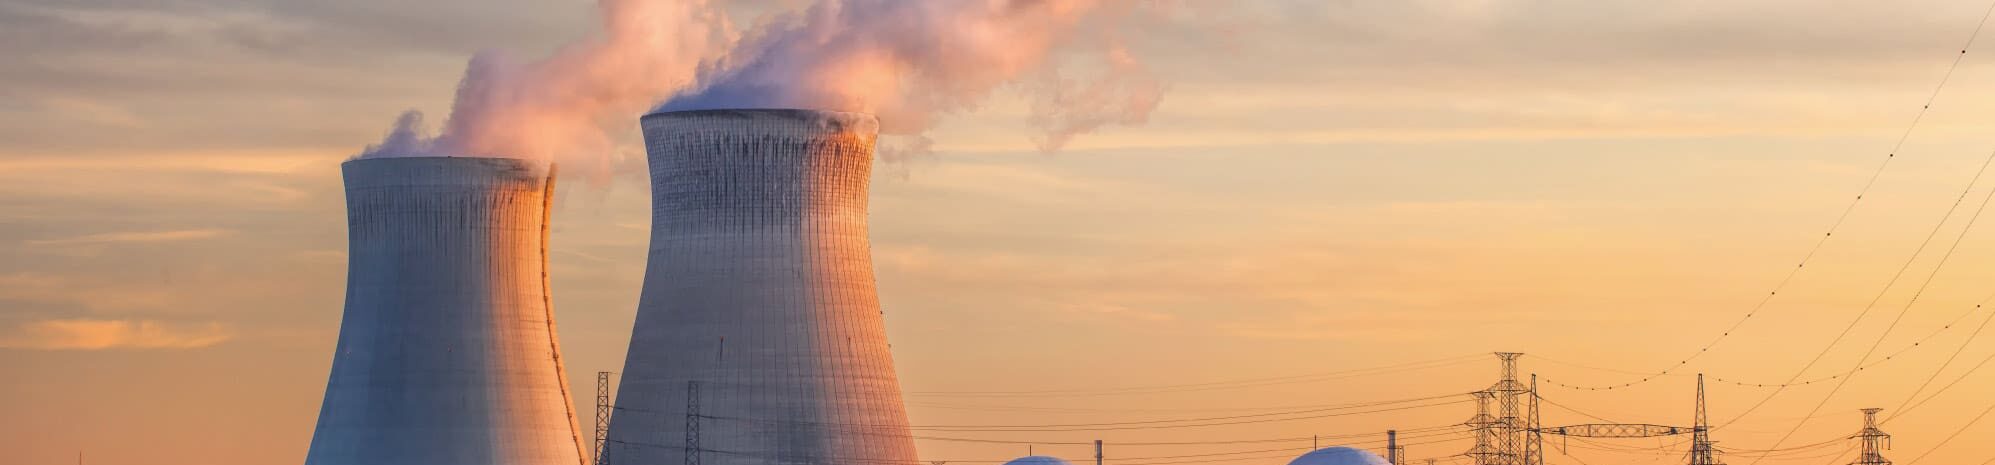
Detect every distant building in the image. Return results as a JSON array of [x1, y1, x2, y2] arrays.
[[1288, 447, 1393, 465], [1002, 456, 1076, 465]]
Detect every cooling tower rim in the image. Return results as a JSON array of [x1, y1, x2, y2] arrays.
[[341, 155, 552, 170], [641, 107, 879, 130], [341, 156, 553, 187]]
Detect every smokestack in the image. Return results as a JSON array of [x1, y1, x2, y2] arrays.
[[605, 109, 917, 464], [306, 157, 586, 465]]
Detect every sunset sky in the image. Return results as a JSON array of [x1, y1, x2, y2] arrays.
[[6, 0, 1995, 464]]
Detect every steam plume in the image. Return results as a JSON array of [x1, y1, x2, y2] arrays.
[[358, 0, 730, 178], [659, 0, 1167, 152]]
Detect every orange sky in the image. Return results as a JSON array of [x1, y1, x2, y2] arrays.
[[5, 1, 1995, 464]]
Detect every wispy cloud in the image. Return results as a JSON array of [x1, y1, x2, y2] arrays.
[[0, 319, 232, 350], [26, 228, 231, 246]]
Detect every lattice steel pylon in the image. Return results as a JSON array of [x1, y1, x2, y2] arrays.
[[1525, 375, 1543, 465], [684, 381, 701, 465], [1850, 408, 1891, 465], [1689, 374, 1723, 465], [595, 372, 614, 465], [1467, 390, 1502, 465], [1492, 353, 1528, 465]]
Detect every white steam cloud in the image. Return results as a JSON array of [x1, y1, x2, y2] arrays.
[[357, 0, 732, 178], [660, 0, 1168, 153], [359, 0, 1171, 169]]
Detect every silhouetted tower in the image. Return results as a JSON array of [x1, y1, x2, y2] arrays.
[[1689, 375, 1723, 465], [1493, 353, 1528, 465], [1387, 430, 1404, 465], [1467, 390, 1501, 465], [596, 372, 614, 465], [684, 381, 702, 465], [1850, 408, 1891, 465], [1525, 375, 1543, 465]]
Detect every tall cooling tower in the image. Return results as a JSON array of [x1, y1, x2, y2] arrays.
[[306, 157, 587, 465], [605, 109, 918, 465]]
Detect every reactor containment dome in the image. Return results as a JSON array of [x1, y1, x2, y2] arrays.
[[304, 157, 586, 465], [1001, 456, 1076, 465], [603, 109, 918, 465], [1287, 447, 1392, 465]]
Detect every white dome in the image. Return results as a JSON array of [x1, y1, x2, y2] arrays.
[[1286, 447, 1391, 465], [1002, 456, 1074, 465]]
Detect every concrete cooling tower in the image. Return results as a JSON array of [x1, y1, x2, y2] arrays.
[[305, 157, 586, 465], [604, 109, 918, 465]]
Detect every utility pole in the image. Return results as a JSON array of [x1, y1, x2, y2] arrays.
[[1095, 439, 1105, 465], [1851, 408, 1891, 465], [1689, 375, 1723, 465], [684, 381, 701, 465], [595, 371, 613, 465], [1387, 430, 1403, 465]]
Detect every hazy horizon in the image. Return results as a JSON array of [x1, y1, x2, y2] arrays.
[[5, 1, 1995, 464]]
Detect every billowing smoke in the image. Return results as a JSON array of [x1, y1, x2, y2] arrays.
[[357, 0, 731, 179], [659, 0, 1168, 153], [359, 0, 1170, 169]]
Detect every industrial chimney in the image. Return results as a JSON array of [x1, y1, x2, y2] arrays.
[[604, 109, 918, 465], [305, 157, 587, 465]]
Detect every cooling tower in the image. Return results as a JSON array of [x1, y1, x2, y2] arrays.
[[305, 157, 587, 465], [604, 109, 918, 465]]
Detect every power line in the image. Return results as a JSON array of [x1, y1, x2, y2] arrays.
[[1901, 398, 1995, 465], [1549, 0, 1995, 392], [1541, 296, 1995, 390], [906, 389, 1479, 415], [1886, 344, 1995, 422], [1718, 146, 1995, 427], [613, 392, 1467, 431], [699, 398, 1471, 432], [1885, 292, 1995, 416], [906, 354, 1484, 397], [1743, 148, 1995, 464], [607, 430, 1476, 465]]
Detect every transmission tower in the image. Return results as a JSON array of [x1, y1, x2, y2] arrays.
[[1525, 375, 1543, 465], [1851, 408, 1891, 465], [1689, 374, 1723, 465], [1493, 353, 1528, 465], [684, 380, 701, 465], [595, 371, 614, 465], [1467, 390, 1501, 465]]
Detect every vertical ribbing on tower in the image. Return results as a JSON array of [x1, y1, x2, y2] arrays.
[[609, 109, 916, 465], [1851, 408, 1891, 465]]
